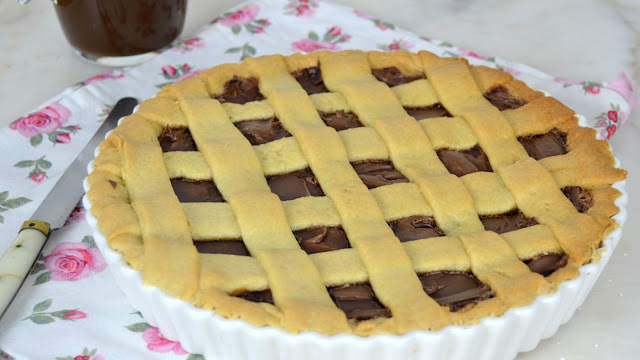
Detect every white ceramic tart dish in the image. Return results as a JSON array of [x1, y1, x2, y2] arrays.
[[82, 50, 627, 359], [83, 180, 626, 360]]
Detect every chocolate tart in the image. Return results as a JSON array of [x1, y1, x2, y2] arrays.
[[84, 50, 626, 358]]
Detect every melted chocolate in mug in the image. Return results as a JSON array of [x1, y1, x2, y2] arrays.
[[54, 0, 187, 57]]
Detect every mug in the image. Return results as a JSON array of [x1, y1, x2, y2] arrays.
[[52, 0, 188, 66]]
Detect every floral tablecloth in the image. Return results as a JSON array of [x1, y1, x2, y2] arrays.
[[0, 0, 635, 359]]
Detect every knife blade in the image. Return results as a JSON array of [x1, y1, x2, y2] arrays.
[[0, 97, 138, 318]]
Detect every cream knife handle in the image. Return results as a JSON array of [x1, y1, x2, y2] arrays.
[[0, 221, 50, 318]]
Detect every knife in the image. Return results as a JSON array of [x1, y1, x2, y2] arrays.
[[0, 97, 138, 318]]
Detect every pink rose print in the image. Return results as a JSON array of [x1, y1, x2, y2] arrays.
[[14, 155, 52, 183], [74, 71, 124, 88], [63, 310, 88, 320], [56, 133, 71, 144], [353, 8, 373, 20], [142, 327, 188, 355], [84, 72, 124, 85], [162, 65, 178, 77], [173, 36, 206, 54], [606, 72, 637, 108], [98, 103, 114, 120], [10, 103, 69, 137], [73, 356, 103, 360], [58, 347, 104, 360], [292, 27, 351, 53], [31, 172, 45, 183], [502, 67, 522, 77], [22, 299, 88, 325], [1, 349, 15, 360], [377, 39, 414, 52], [65, 201, 86, 226], [555, 78, 606, 95], [594, 103, 624, 140], [458, 49, 489, 60], [44, 241, 106, 281], [185, 38, 201, 46], [292, 38, 340, 52], [177, 70, 203, 82], [571, 81, 605, 95], [156, 63, 201, 88], [553, 77, 581, 86], [586, 85, 601, 94], [220, 4, 270, 34], [285, 0, 320, 18], [10, 103, 79, 147], [220, 4, 259, 26]]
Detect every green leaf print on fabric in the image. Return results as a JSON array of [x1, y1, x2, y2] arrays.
[[55, 347, 103, 360], [125, 322, 153, 333], [220, 4, 271, 34], [14, 155, 52, 183], [23, 299, 87, 325], [225, 42, 258, 61], [0, 191, 31, 224]]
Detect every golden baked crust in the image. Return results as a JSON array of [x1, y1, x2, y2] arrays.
[[86, 50, 626, 335]]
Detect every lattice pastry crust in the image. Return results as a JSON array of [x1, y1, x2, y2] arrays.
[[86, 50, 626, 336]]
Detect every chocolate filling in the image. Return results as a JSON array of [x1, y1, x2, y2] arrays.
[[390, 215, 444, 242], [562, 186, 593, 213], [293, 227, 350, 254], [267, 168, 324, 201], [372, 67, 424, 87], [352, 161, 409, 189], [213, 76, 264, 104], [526, 253, 569, 277], [329, 283, 392, 321], [239, 272, 494, 319], [237, 290, 274, 304], [235, 117, 292, 145], [159, 126, 198, 152], [519, 129, 568, 160], [404, 104, 451, 120], [195, 240, 249, 256], [480, 209, 538, 234], [318, 110, 363, 131], [238, 283, 394, 321], [171, 179, 224, 203], [292, 66, 328, 94], [437, 145, 492, 177], [484, 86, 527, 110], [420, 271, 493, 311]]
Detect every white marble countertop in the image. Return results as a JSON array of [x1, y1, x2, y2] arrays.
[[0, 0, 638, 359]]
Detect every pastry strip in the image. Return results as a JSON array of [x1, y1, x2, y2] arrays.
[[498, 158, 603, 264], [247, 54, 447, 331], [110, 115, 199, 299], [181, 96, 348, 332], [422, 59, 528, 169]]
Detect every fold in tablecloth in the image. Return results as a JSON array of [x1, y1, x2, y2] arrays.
[[0, 0, 635, 359]]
